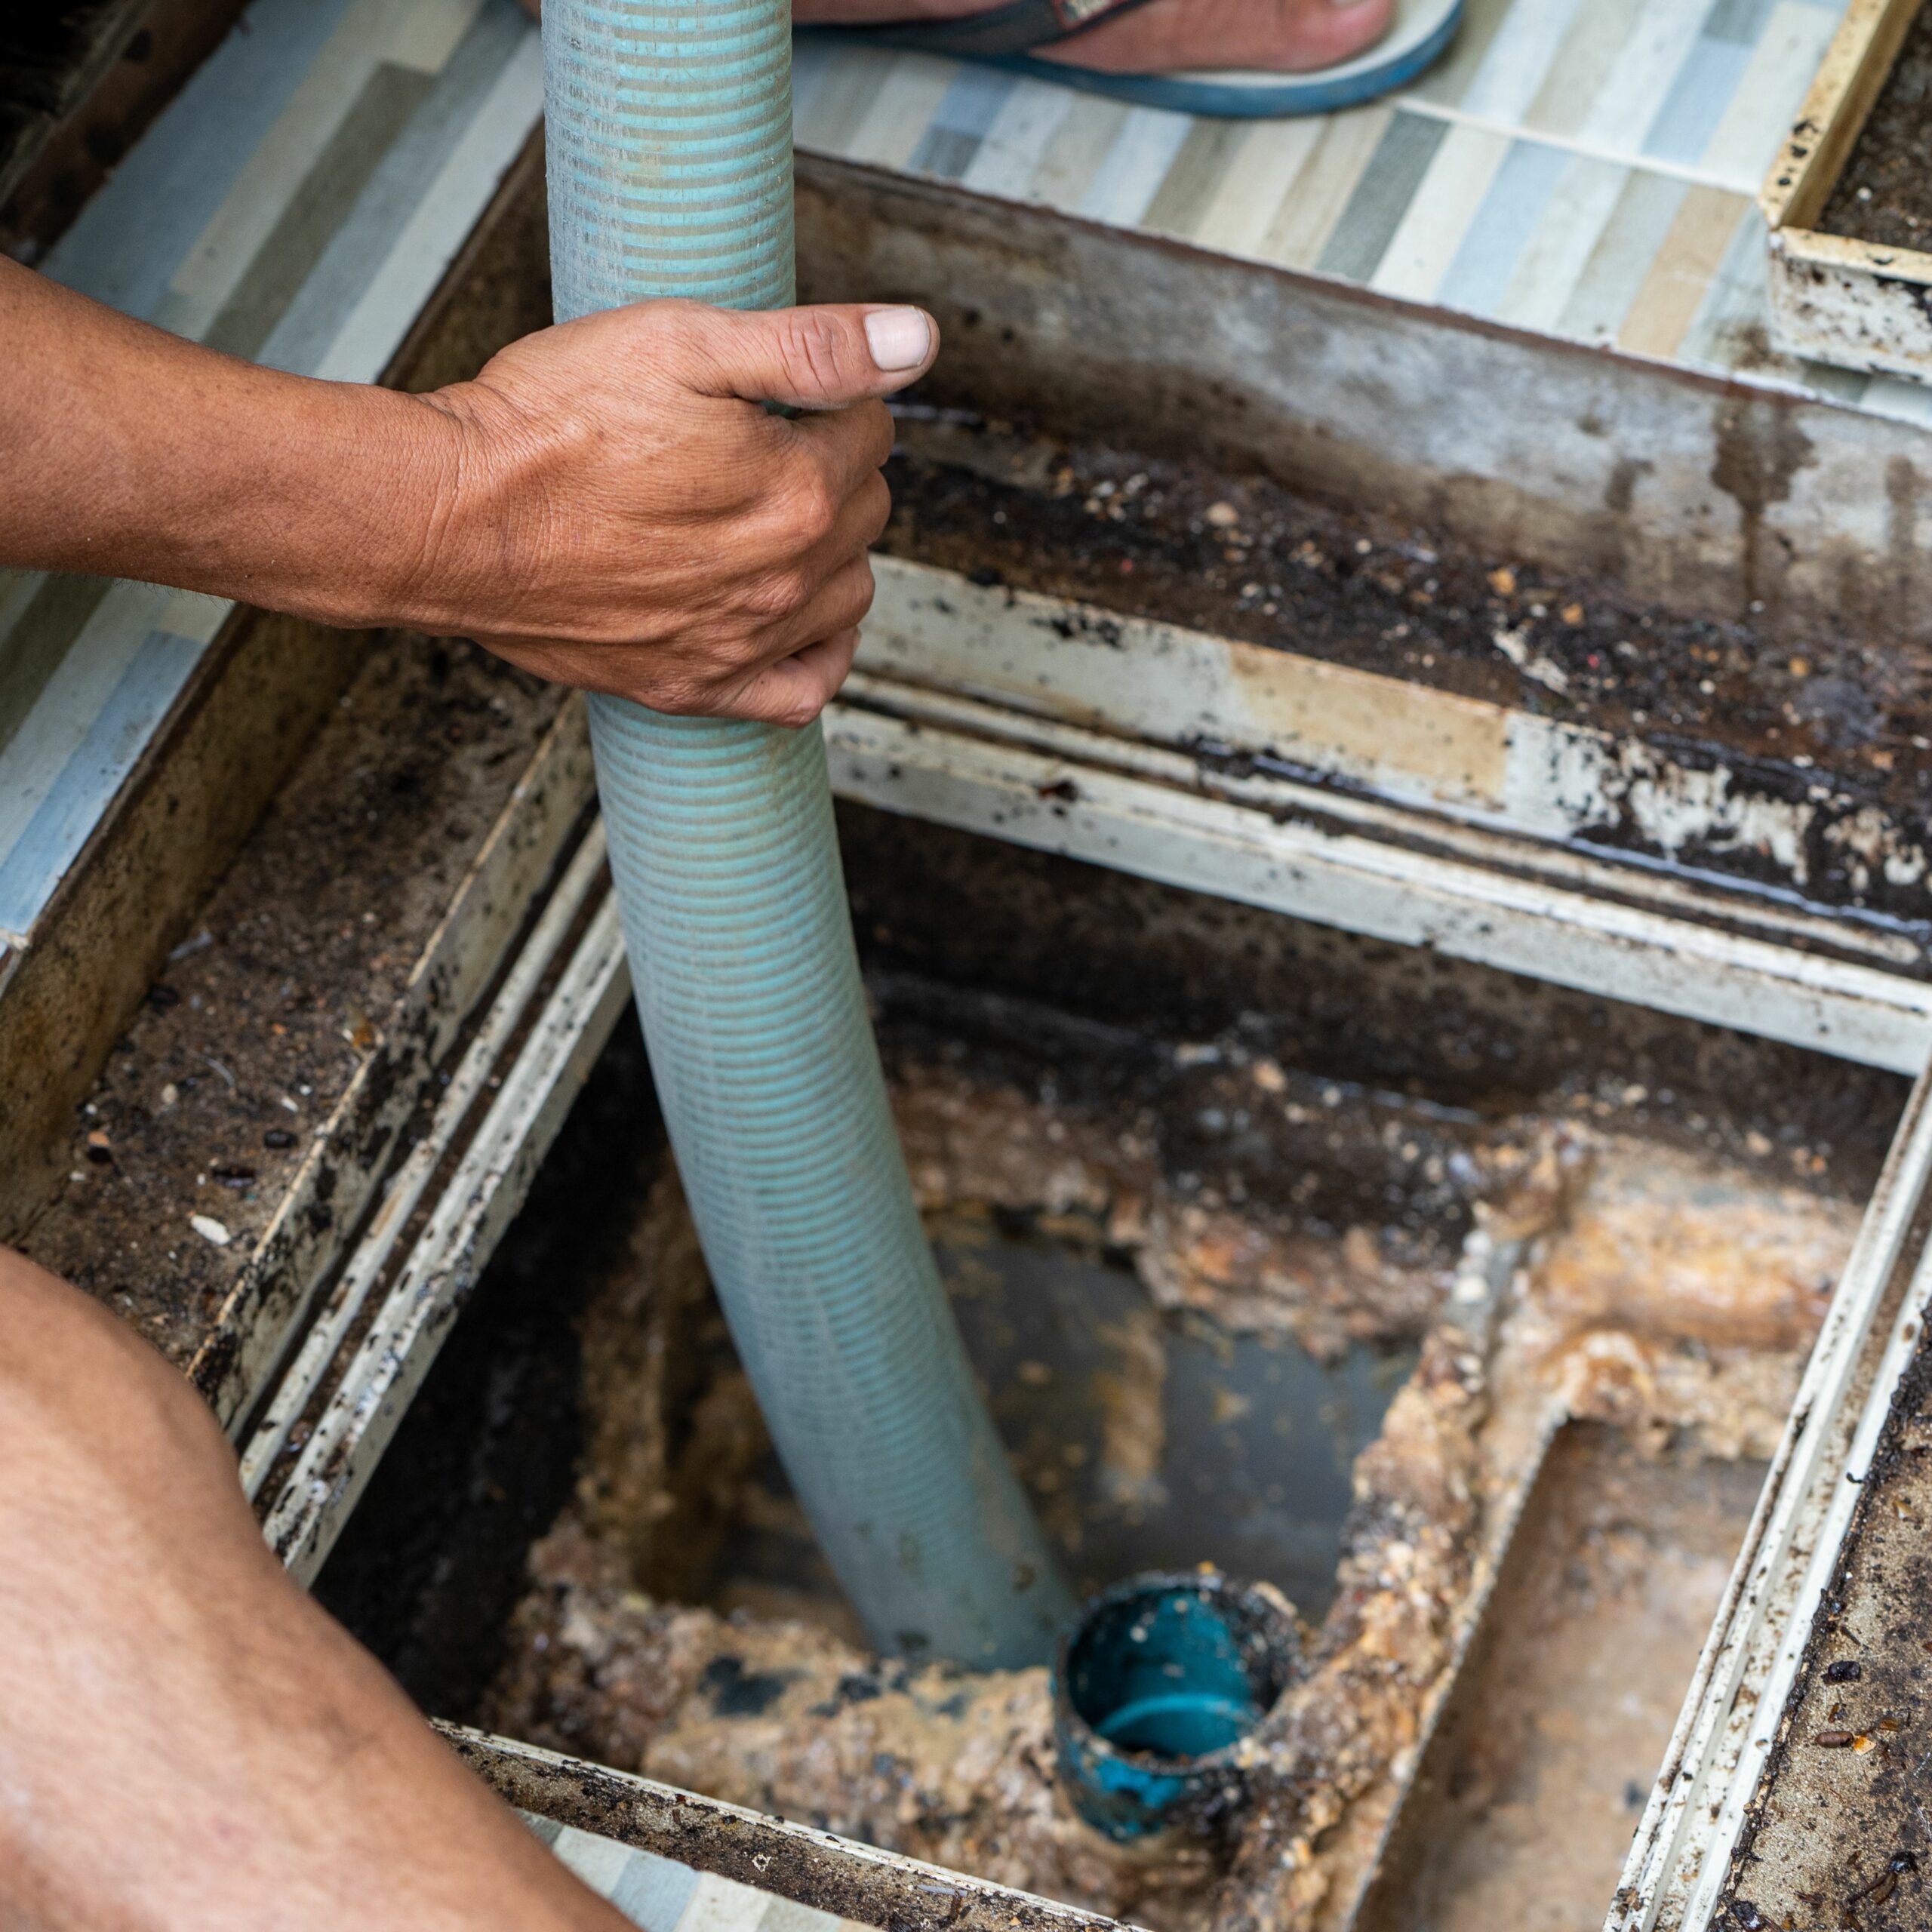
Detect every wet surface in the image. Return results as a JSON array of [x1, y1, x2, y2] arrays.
[[1358, 1426, 1767, 1932], [20, 635, 563, 1383], [458, 991, 1859, 1929], [941, 1218, 1414, 1617], [713, 1214, 1415, 1630], [1820, 1, 1932, 254], [879, 408, 1932, 865], [1721, 1309, 1932, 1929], [303, 802, 1884, 1928]]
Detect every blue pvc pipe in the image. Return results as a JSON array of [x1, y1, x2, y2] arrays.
[[540, 0, 1072, 1668], [1054, 1571, 1300, 1841]]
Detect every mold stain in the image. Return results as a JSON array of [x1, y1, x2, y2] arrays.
[[478, 1051, 1858, 1932], [1709, 401, 1816, 618]]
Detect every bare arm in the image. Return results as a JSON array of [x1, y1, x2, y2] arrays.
[[0, 259, 937, 724], [0, 1247, 633, 1932]]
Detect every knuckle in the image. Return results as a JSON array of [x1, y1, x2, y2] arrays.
[[840, 561, 878, 626], [632, 297, 706, 371], [785, 465, 841, 542], [648, 676, 712, 717], [743, 567, 808, 624], [774, 311, 855, 397]]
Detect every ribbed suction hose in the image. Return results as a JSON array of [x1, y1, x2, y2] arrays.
[[540, 0, 1072, 1666]]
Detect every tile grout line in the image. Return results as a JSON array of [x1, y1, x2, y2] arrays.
[[1386, 92, 1764, 195]]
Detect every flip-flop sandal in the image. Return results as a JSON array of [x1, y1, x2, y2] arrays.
[[796, 0, 1464, 120]]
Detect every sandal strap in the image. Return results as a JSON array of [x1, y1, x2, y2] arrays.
[[872, 0, 1158, 57]]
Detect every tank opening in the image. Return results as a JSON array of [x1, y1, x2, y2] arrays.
[[317, 810, 1892, 1930]]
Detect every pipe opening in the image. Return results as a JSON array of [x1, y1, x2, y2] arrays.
[[1054, 1571, 1300, 1841]]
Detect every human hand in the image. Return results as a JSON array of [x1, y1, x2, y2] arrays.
[[395, 299, 937, 727]]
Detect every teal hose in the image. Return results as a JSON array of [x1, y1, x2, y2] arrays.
[[540, 0, 1072, 1666]]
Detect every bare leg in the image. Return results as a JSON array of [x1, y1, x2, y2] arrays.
[[0, 1247, 632, 1932]]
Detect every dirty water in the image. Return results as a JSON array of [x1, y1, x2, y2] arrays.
[[709, 1216, 1414, 1640], [1355, 1426, 1767, 1932], [452, 1018, 1860, 1931], [1820, 0, 1932, 254]]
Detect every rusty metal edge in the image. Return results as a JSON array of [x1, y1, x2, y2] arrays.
[[267, 886, 627, 1582], [1758, 0, 1917, 234], [796, 152, 1932, 652], [193, 694, 597, 1431], [1611, 1060, 1932, 1930], [440, 1725, 1140, 1932]]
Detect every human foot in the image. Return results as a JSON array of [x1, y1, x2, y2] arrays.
[[789, 0, 1398, 76]]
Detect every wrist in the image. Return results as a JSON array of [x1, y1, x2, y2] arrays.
[[246, 378, 473, 635]]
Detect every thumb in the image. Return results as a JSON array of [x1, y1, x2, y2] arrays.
[[683, 303, 938, 409]]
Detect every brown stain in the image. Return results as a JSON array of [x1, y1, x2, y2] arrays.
[[1709, 400, 1816, 616], [1350, 1429, 1767, 1932], [799, 153, 1915, 647], [1886, 453, 1919, 605], [1221, 645, 1511, 813], [1092, 1304, 1167, 1506], [471, 1026, 1869, 1932], [1533, 1140, 1855, 1355]]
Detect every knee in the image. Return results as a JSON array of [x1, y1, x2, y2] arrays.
[[0, 1244, 231, 1479]]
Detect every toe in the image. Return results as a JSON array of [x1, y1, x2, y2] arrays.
[[1278, 0, 1397, 71]]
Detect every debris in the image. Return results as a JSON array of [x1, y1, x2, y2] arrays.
[[1491, 623, 1571, 695], [1205, 502, 1240, 528]]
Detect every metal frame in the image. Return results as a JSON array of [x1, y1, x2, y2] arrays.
[[220, 557, 1932, 1930], [838, 561, 1932, 1075], [1611, 1061, 1932, 1930], [1761, 0, 1932, 382], [442, 1727, 1127, 1932], [250, 820, 629, 1586]]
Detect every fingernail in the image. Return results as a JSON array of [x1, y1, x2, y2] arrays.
[[863, 306, 931, 371]]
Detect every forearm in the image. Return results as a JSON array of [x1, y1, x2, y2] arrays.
[[2, 257, 931, 724], [0, 257, 451, 628]]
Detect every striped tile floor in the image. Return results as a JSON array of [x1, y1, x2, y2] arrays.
[[0, 0, 541, 949], [528, 1815, 869, 1932]]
